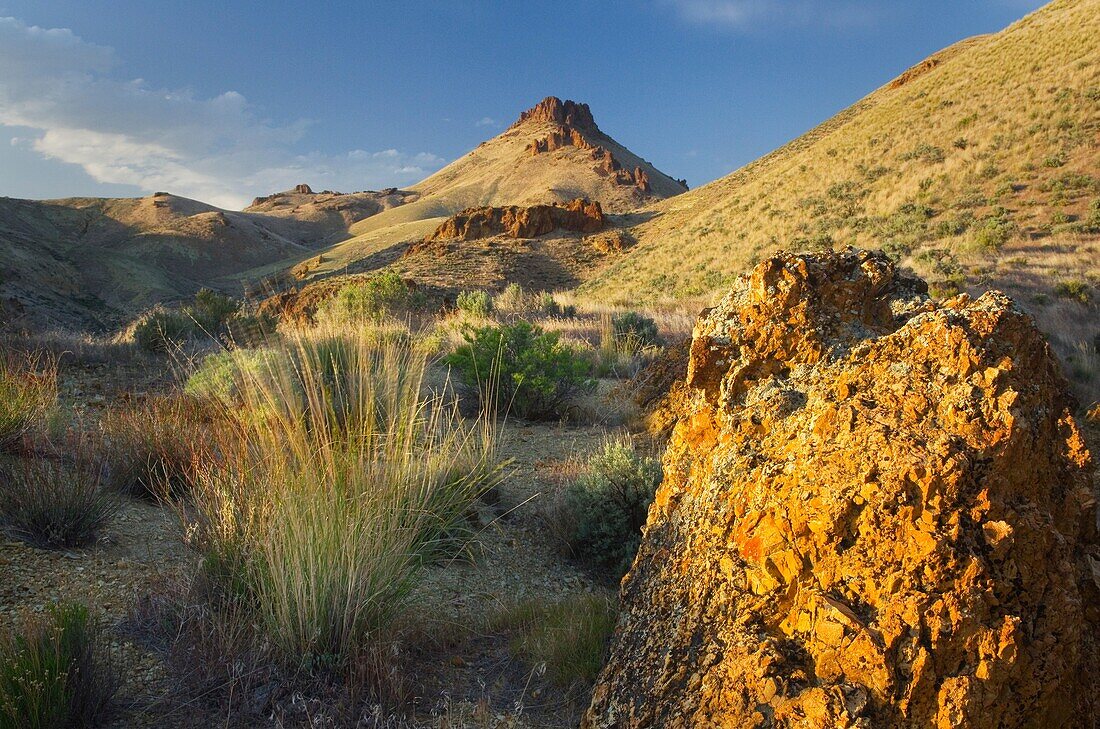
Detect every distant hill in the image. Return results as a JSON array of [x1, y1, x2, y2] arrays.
[[0, 187, 418, 329], [303, 97, 688, 278], [0, 97, 685, 329], [583, 0, 1099, 399]]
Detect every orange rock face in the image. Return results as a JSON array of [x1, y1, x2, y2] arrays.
[[585, 249, 1099, 728], [421, 198, 604, 243]]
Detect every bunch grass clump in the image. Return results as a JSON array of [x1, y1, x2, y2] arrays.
[[0, 447, 117, 549], [186, 327, 500, 670], [97, 396, 214, 498], [0, 602, 116, 729], [0, 354, 57, 454]]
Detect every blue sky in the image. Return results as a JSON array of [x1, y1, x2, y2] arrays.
[[0, 0, 1047, 209]]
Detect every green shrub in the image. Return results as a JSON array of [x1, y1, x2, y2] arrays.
[[491, 595, 617, 687], [225, 309, 279, 347], [611, 312, 661, 350], [1054, 280, 1090, 304], [0, 450, 117, 549], [184, 348, 279, 405], [973, 213, 1015, 250], [322, 271, 423, 322], [132, 307, 193, 353], [455, 290, 493, 318], [445, 322, 594, 420], [0, 602, 116, 728], [186, 288, 240, 334], [0, 355, 56, 454], [566, 439, 662, 577], [900, 143, 945, 164]]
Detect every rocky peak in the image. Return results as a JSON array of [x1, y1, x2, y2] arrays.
[[293, 183, 314, 195], [586, 249, 1099, 728], [511, 96, 598, 131]]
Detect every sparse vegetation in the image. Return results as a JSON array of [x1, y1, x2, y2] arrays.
[[0, 602, 116, 729], [97, 397, 212, 498], [491, 594, 617, 687]]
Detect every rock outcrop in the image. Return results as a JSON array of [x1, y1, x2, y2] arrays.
[[510, 96, 598, 131], [420, 198, 604, 243], [516, 96, 664, 194], [586, 249, 1099, 728]]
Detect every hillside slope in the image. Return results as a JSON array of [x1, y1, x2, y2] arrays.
[[585, 0, 1099, 395], [0, 188, 404, 328]]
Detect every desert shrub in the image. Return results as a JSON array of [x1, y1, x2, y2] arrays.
[[0, 354, 56, 453], [491, 594, 617, 687], [225, 309, 279, 347], [0, 450, 117, 549], [1054, 280, 1090, 304], [611, 312, 661, 350], [186, 288, 240, 334], [900, 143, 945, 164], [445, 322, 594, 420], [566, 439, 662, 577], [322, 271, 423, 322], [184, 348, 280, 405], [972, 212, 1015, 250], [0, 602, 116, 728], [186, 330, 500, 669], [132, 307, 193, 353], [455, 290, 493, 318], [492, 285, 575, 319], [98, 397, 212, 498]]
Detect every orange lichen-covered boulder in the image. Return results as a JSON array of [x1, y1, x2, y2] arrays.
[[585, 249, 1099, 728]]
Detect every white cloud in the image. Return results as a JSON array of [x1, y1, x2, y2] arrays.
[[475, 116, 498, 128], [0, 16, 443, 209], [664, 0, 883, 30]]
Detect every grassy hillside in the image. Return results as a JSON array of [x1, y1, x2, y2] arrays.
[[584, 0, 1099, 399]]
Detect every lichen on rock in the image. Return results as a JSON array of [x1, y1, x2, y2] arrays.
[[585, 248, 1099, 728]]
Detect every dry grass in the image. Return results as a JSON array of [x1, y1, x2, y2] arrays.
[[183, 324, 501, 670], [0, 353, 56, 454]]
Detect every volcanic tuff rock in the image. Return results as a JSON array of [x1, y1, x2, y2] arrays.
[[420, 198, 605, 243], [585, 249, 1099, 728]]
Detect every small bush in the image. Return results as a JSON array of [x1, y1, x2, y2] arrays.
[[973, 214, 1015, 250], [445, 322, 594, 420], [0, 355, 56, 453], [491, 595, 617, 687], [132, 307, 193, 353], [322, 271, 423, 322], [184, 348, 279, 405], [611, 312, 661, 350], [566, 439, 662, 576], [186, 288, 240, 335], [1054, 280, 1090, 304], [900, 143, 945, 164], [0, 450, 117, 549], [0, 602, 116, 728], [455, 290, 493, 318]]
